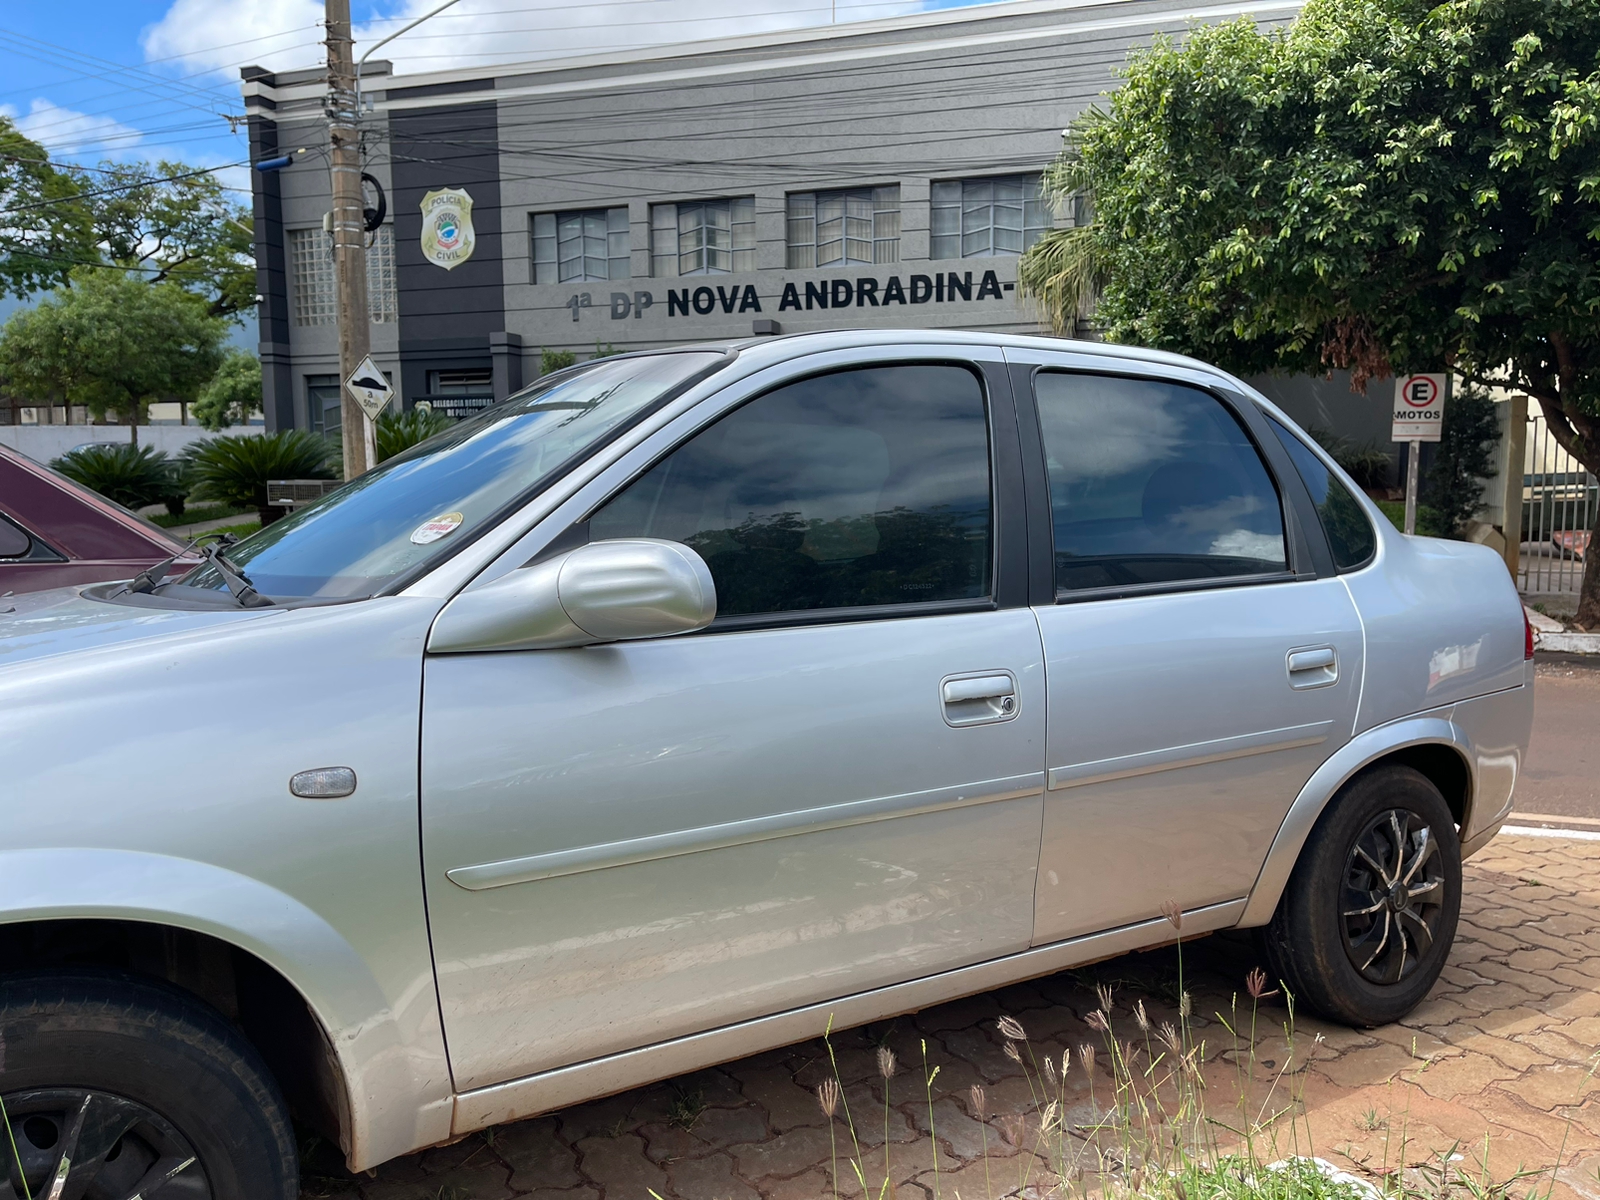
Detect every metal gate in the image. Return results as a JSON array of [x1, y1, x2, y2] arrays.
[[1519, 407, 1598, 596]]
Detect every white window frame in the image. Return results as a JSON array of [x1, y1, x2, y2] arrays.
[[533, 207, 630, 283], [786, 186, 900, 269], [930, 175, 1050, 260], [651, 197, 756, 277]]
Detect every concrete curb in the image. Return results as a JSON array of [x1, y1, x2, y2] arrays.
[[1536, 631, 1600, 654], [1502, 824, 1600, 841]]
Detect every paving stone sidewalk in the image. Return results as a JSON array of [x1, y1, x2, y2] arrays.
[[301, 833, 1600, 1200]]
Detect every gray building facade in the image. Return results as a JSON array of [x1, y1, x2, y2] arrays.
[[243, 0, 1299, 433]]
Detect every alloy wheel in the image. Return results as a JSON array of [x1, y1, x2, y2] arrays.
[[2, 1088, 210, 1200], [1339, 807, 1448, 985]]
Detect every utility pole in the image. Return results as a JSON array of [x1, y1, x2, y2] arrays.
[[325, 0, 373, 480]]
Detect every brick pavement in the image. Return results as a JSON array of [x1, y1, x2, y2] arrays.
[[301, 833, 1600, 1200]]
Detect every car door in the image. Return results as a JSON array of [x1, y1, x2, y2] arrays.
[[421, 353, 1046, 1092], [1004, 352, 1365, 944]]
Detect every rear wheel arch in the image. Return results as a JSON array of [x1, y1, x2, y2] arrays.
[[0, 917, 351, 1156], [1240, 721, 1475, 928], [1378, 742, 1471, 830]]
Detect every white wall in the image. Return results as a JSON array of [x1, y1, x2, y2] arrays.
[[0, 424, 260, 465]]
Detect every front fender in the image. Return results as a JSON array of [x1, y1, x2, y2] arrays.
[[1237, 714, 1468, 928], [0, 848, 452, 1170]]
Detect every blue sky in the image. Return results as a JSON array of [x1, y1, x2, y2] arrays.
[[1, 0, 970, 340], [1, 0, 961, 173]]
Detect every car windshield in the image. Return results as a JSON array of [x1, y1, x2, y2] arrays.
[[178, 351, 728, 602]]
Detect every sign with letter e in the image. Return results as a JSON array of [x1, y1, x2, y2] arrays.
[[1392, 373, 1446, 441]]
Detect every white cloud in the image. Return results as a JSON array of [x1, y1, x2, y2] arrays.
[[141, 0, 324, 78], [356, 0, 932, 77], [3, 99, 147, 160], [141, 0, 935, 83]]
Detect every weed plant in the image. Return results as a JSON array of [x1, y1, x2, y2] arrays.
[[778, 902, 1594, 1200]]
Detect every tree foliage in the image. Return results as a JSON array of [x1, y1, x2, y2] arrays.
[[0, 114, 255, 319], [1425, 386, 1502, 537], [540, 348, 578, 375], [0, 268, 226, 442], [193, 350, 262, 431], [1020, 0, 1600, 623], [81, 160, 256, 320], [0, 117, 94, 298]]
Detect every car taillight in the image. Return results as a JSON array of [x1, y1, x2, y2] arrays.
[[1525, 611, 1536, 660]]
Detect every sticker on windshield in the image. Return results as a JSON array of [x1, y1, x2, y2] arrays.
[[410, 511, 465, 545]]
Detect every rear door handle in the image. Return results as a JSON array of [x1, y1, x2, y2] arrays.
[[941, 672, 1018, 726], [1287, 646, 1337, 689]]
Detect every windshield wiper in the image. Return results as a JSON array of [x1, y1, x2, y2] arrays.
[[123, 532, 275, 608], [197, 536, 274, 608]]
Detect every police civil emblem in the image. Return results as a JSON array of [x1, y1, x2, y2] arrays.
[[420, 187, 475, 270]]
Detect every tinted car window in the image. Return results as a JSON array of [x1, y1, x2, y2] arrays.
[[1035, 373, 1287, 593], [1268, 416, 1377, 570], [0, 514, 31, 559], [592, 364, 992, 617]]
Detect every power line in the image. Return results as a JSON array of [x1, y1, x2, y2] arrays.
[[0, 160, 251, 217]]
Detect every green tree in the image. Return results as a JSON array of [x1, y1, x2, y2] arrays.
[[193, 351, 262, 431], [79, 160, 255, 321], [1, 123, 254, 320], [0, 115, 97, 298], [1021, 0, 1600, 626], [0, 268, 227, 443]]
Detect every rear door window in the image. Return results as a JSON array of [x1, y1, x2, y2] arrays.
[[1034, 372, 1288, 594], [591, 364, 993, 617]]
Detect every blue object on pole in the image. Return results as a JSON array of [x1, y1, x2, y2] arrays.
[[254, 156, 293, 172]]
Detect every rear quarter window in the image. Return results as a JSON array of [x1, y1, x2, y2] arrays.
[[1266, 416, 1377, 571]]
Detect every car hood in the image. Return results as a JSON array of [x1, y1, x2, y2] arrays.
[[0, 585, 277, 674]]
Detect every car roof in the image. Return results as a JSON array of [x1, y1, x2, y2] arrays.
[[0, 442, 188, 561], [654, 328, 1237, 382]]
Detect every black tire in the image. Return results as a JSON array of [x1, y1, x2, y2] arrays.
[[1259, 764, 1462, 1027], [0, 971, 298, 1200]]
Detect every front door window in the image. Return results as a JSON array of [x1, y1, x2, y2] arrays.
[[592, 364, 993, 616]]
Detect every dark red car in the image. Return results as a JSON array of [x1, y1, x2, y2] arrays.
[[0, 442, 194, 595]]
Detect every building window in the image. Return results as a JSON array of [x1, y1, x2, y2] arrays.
[[366, 225, 398, 323], [289, 229, 335, 327], [305, 374, 341, 434], [427, 368, 494, 394], [651, 197, 755, 277], [786, 186, 899, 269], [930, 175, 1050, 259], [532, 208, 630, 283], [425, 368, 495, 419], [288, 226, 398, 326]]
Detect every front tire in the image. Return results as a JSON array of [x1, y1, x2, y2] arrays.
[[0, 972, 299, 1200], [1260, 765, 1462, 1027]]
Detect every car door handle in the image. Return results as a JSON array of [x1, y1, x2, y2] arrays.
[[1287, 646, 1337, 689], [941, 673, 1018, 726], [943, 675, 1014, 704]]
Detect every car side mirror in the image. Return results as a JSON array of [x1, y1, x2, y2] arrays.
[[427, 538, 717, 654]]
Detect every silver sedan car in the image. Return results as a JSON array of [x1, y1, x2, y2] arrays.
[[0, 332, 1532, 1197]]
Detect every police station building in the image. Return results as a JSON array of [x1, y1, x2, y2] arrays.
[[243, 0, 1299, 432]]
